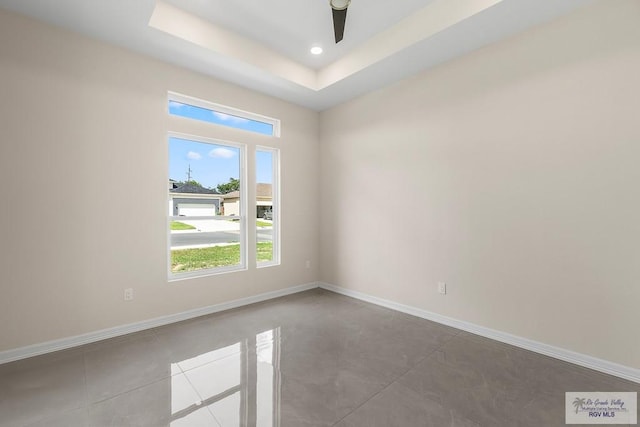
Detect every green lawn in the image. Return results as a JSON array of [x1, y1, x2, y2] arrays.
[[171, 242, 273, 272], [256, 242, 273, 261], [170, 221, 196, 230]]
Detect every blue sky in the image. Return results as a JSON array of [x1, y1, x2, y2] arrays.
[[169, 101, 273, 135], [169, 137, 239, 188], [169, 102, 274, 189]]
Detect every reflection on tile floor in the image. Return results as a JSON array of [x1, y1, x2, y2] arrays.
[[0, 289, 638, 426]]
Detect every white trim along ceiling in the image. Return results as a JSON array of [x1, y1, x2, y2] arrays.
[[0, 0, 593, 110]]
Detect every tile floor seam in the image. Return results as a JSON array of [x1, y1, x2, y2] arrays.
[[204, 404, 224, 427], [184, 376, 224, 427], [86, 372, 174, 405], [83, 374, 216, 427], [176, 372, 225, 427], [152, 331, 187, 376], [86, 332, 179, 406], [81, 349, 89, 411], [174, 329, 246, 427], [179, 367, 224, 427], [329, 346, 444, 426]]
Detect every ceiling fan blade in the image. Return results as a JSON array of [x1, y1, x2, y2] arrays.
[[332, 7, 348, 43]]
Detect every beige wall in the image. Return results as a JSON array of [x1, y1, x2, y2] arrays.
[[2, 0, 639, 372], [0, 9, 319, 352], [320, 0, 640, 369]]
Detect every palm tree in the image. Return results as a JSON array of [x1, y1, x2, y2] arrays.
[[573, 397, 586, 414]]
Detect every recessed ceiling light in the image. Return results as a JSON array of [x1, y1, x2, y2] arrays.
[[310, 46, 323, 55], [330, 0, 351, 11]]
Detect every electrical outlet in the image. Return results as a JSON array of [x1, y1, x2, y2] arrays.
[[305, 260, 311, 269], [124, 288, 134, 301], [438, 282, 447, 295]]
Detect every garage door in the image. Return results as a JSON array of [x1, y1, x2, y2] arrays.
[[177, 203, 216, 216]]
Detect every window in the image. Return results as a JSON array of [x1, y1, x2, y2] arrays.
[[168, 135, 246, 279], [167, 92, 280, 279], [169, 92, 280, 137], [256, 148, 280, 267]]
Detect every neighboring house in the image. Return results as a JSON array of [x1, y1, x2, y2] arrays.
[[221, 190, 240, 216], [256, 183, 273, 218], [169, 182, 222, 216], [222, 183, 272, 217]]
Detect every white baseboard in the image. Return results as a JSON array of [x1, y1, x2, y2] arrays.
[[319, 282, 640, 384], [3, 280, 638, 384], [0, 282, 319, 365]]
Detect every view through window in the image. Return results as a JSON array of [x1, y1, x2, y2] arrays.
[[256, 148, 279, 266], [168, 93, 280, 278], [169, 136, 245, 276]]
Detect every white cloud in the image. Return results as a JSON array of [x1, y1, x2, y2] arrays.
[[212, 111, 249, 124], [209, 147, 236, 159], [187, 151, 202, 160]]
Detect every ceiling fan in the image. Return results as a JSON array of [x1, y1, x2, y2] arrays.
[[330, 0, 351, 43]]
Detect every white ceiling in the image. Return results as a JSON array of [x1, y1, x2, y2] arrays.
[[162, 0, 438, 70], [0, 0, 593, 111]]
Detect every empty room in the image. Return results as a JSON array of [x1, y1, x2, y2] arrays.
[[0, 0, 639, 426]]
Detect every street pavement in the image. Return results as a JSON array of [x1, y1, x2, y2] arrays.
[[171, 218, 272, 249]]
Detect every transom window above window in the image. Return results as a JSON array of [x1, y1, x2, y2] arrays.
[[168, 92, 280, 137]]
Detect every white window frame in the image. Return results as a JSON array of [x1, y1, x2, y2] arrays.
[[168, 92, 281, 137], [256, 146, 281, 268], [167, 131, 247, 281]]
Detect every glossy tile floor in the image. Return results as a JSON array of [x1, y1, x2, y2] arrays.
[[1, 289, 638, 427]]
